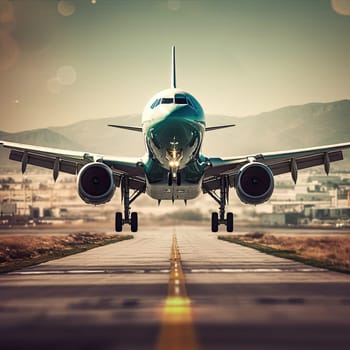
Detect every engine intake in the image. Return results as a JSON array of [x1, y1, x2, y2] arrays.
[[235, 162, 274, 205], [77, 162, 115, 205]]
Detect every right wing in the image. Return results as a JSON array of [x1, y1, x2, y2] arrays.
[[203, 142, 350, 191], [205, 124, 236, 131], [0, 140, 145, 191]]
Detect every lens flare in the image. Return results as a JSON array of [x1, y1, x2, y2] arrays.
[[57, 1, 75, 17], [0, 0, 16, 31], [0, 31, 19, 71], [56, 65, 77, 85], [47, 77, 62, 94], [168, 0, 181, 11], [331, 0, 350, 15]]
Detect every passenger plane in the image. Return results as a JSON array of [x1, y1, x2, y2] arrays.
[[1, 47, 350, 232]]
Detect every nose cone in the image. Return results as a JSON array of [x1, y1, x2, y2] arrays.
[[148, 116, 203, 169], [151, 117, 193, 151]]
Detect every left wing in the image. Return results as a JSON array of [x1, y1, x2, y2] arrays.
[[108, 124, 143, 132], [0, 140, 145, 190], [203, 142, 350, 191]]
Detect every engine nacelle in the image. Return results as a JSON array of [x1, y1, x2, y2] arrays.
[[77, 162, 115, 205], [235, 162, 274, 205]]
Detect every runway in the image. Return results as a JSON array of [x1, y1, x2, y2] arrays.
[[1, 226, 350, 350]]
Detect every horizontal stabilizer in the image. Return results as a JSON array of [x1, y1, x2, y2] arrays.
[[108, 124, 143, 132], [205, 124, 236, 131]]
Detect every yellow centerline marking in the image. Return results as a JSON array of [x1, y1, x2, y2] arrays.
[[155, 230, 199, 350]]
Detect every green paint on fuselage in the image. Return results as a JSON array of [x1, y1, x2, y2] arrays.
[[141, 89, 208, 200], [143, 105, 206, 185]]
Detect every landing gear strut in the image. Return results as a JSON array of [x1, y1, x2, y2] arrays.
[[115, 176, 143, 232], [206, 176, 234, 232]]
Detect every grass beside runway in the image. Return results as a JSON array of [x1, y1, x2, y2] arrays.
[[0, 232, 133, 273], [218, 233, 350, 274]]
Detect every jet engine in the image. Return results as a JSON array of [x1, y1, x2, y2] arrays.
[[235, 162, 274, 205], [77, 162, 116, 205]]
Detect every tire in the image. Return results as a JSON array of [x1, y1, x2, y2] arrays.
[[115, 212, 123, 232], [176, 172, 181, 186], [131, 212, 138, 232], [211, 212, 219, 233], [226, 212, 234, 232], [168, 172, 173, 186]]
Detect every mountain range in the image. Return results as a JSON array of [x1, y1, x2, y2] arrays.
[[1, 99, 350, 170]]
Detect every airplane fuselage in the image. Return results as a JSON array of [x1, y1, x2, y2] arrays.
[[141, 88, 207, 201]]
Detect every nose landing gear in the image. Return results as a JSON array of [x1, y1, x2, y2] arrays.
[[168, 170, 181, 186]]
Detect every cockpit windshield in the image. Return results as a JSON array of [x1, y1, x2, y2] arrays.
[[161, 98, 174, 104], [174, 94, 187, 104], [150, 99, 160, 109], [150, 93, 197, 109]]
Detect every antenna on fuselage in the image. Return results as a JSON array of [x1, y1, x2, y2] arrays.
[[171, 45, 176, 88]]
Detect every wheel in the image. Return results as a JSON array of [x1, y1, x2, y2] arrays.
[[115, 212, 123, 232], [211, 212, 219, 233], [226, 212, 234, 232], [176, 172, 181, 186], [168, 172, 173, 186], [131, 212, 138, 232]]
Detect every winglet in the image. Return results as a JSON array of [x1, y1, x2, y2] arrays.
[[171, 45, 176, 88]]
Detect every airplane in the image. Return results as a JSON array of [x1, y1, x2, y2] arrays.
[[1, 46, 350, 233]]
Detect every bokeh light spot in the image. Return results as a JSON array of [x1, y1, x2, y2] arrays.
[[331, 0, 350, 15], [0, 0, 15, 30], [0, 31, 19, 71], [56, 65, 77, 86], [168, 0, 181, 11], [57, 1, 75, 17], [47, 77, 63, 94]]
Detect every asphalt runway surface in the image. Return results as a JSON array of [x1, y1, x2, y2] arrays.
[[1, 226, 350, 350]]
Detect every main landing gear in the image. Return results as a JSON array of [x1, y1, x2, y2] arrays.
[[115, 177, 143, 233], [206, 177, 234, 233]]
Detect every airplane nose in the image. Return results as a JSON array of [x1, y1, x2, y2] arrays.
[[166, 137, 183, 168]]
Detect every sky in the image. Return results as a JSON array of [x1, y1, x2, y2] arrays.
[[0, 0, 350, 132]]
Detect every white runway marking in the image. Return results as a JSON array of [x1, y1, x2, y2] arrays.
[[189, 268, 327, 273], [9, 269, 171, 275]]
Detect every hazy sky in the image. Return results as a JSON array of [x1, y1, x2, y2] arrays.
[[1, 0, 350, 132]]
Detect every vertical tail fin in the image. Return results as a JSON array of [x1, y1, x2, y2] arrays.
[[171, 46, 176, 88]]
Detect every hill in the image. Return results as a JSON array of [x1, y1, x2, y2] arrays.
[[0, 128, 83, 169], [204, 99, 350, 156], [1, 99, 349, 170]]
